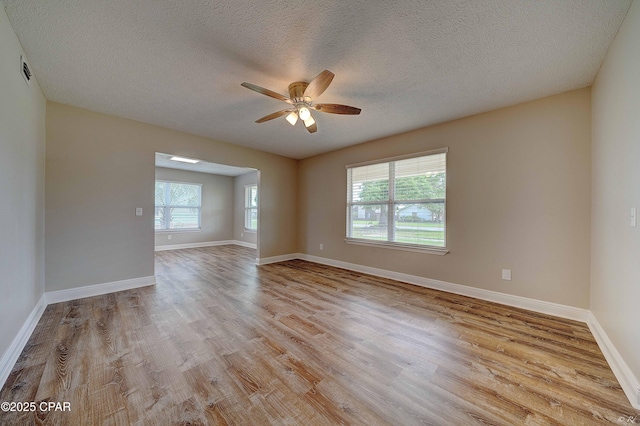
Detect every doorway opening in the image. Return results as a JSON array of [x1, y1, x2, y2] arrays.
[[153, 152, 260, 260]]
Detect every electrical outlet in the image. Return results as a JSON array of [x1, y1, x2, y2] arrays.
[[502, 269, 512, 281], [135, 207, 142, 216], [319, 243, 324, 250], [167, 234, 171, 240], [631, 208, 637, 227], [241, 232, 244, 237]]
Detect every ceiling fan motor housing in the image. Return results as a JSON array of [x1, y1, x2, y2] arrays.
[[288, 81, 310, 101]]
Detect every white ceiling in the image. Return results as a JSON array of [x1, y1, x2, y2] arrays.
[[2, 0, 631, 160], [155, 153, 255, 176]]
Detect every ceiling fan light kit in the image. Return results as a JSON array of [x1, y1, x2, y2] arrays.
[[298, 106, 311, 121], [303, 115, 315, 126], [241, 70, 361, 134], [285, 111, 298, 126]]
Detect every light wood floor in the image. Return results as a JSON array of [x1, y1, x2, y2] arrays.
[[1, 246, 638, 425]]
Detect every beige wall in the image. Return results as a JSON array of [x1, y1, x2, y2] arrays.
[[234, 171, 259, 247], [154, 167, 233, 247], [591, 0, 640, 385], [299, 89, 591, 308], [45, 102, 297, 291], [0, 9, 46, 360]]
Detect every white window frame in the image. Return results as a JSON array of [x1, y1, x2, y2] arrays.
[[244, 184, 258, 232], [155, 180, 202, 232], [345, 148, 448, 255]]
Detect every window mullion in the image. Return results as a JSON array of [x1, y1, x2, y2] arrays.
[[388, 162, 395, 242], [163, 207, 169, 230], [347, 169, 353, 238], [164, 183, 171, 230]]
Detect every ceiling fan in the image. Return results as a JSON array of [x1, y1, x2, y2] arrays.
[[241, 70, 361, 134]]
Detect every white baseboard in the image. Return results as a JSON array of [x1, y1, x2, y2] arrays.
[[257, 253, 299, 265], [45, 276, 157, 305], [587, 312, 640, 410], [0, 294, 46, 390], [155, 240, 233, 251], [232, 240, 257, 249], [297, 254, 590, 322], [155, 240, 257, 251]]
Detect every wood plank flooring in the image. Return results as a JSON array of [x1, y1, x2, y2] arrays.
[[1, 245, 638, 425]]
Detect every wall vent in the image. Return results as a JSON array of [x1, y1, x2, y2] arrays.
[[20, 55, 32, 86]]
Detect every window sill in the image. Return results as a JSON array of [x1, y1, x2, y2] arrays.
[[155, 228, 202, 234], [243, 229, 257, 233], [345, 238, 448, 255]]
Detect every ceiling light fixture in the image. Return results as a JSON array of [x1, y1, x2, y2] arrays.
[[298, 106, 311, 121], [170, 156, 200, 164], [303, 115, 315, 128], [286, 111, 298, 126]]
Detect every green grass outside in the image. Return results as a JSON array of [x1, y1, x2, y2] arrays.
[[351, 226, 445, 247], [353, 220, 443, 229]]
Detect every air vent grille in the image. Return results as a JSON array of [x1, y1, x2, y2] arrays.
[[20, 55, 32, 86]]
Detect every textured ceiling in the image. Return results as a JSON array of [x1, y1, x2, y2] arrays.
[[2, 0, 631, 159]]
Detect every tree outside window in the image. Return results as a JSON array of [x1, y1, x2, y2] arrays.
[[155, 181, 202, 230]]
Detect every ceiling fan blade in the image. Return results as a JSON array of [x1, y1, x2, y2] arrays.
[[241, 82, 293, 104], [313, 103, 361, 115], [303, 70, 334, 99], [305, 121, 318, 133], [255, 109, 292, 123]]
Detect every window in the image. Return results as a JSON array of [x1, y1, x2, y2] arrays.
[[346, 148, 447, 254], [245, 184, 258, 231], [155, 181, 202, 231]]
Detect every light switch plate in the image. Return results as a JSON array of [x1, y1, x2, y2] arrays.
[[135, 207, 143, 216], [631, 208, 637, 227], [502, 269, 512, 281]]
